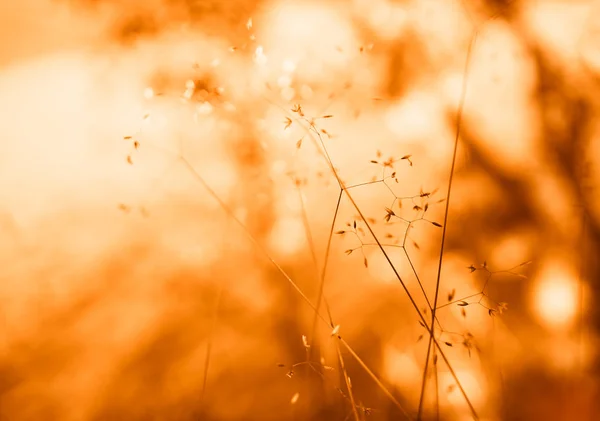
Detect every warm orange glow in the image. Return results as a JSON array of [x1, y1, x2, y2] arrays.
[[269, 216, 307, 257], [1, 0, 598, 419], [532, 262, 579, 330], [260, 1, 358, 79], [441, 369, 486, 413], [359, 0, 409, 40], [383, 347, 421, 390]]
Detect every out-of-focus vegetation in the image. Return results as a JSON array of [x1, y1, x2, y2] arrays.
[[0, 0, 599, 420]]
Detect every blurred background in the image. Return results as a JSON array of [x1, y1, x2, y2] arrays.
[[0, 0, 599, 420]]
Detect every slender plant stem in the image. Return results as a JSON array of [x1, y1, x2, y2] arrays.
[[336, 337, 361, 421], [177, 155, 412, 418], [306, 122, 477, 419], [309, 189, 343, 359], [434, 347, 439, 421], [200, 282, 223, 406], [417, 28, 478, 421]]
